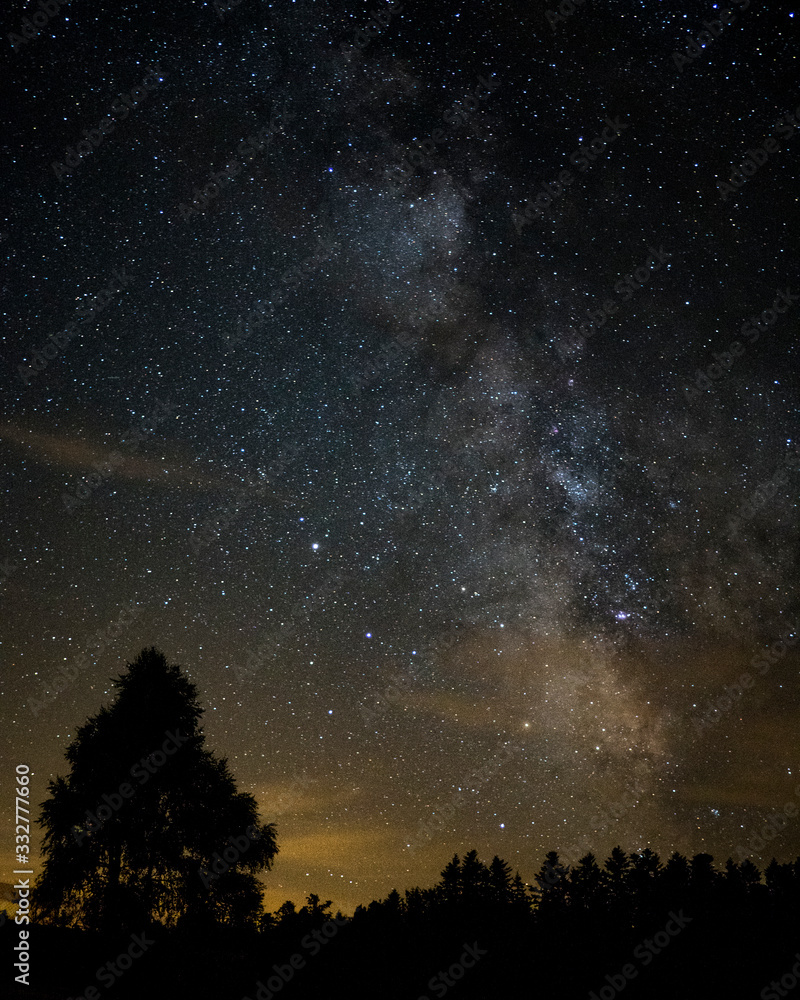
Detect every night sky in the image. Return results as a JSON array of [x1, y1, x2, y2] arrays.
[[2, 0, 799, 915]]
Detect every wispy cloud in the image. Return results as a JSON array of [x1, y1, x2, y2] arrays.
[[0, 420, 292, 504]]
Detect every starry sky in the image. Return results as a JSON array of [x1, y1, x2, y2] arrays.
[[2, 0, 799, 915]]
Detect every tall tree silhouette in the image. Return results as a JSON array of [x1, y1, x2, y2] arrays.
[[569, 852, 603, 912], [510, 871, 531, 913], [439, 853, 462, 906], [488, 854, 514, 906], [534, 850, 569, 915], [628, 848, 662, 922], [33, 647, 278, 932], [403, 885, 428, 921], [460, 848, 490, 908], [602, 846, 632, 922]]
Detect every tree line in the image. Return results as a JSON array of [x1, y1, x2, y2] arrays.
[[15, 647, 800, 1000]]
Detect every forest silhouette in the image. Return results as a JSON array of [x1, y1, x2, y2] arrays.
[[8, 648, 800, 1000]]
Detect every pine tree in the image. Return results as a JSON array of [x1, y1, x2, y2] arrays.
[[689, 852, 719, 904], [439, 853, 462, 905], [509, 871, 532, 912], [488, 855, 513, 906], [384, 888, 404, 915], [569, 852, 603, 911], [534, 850, 569, 915], [460, 848, 490, 907]]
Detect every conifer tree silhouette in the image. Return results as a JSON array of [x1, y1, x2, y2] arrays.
[[34, 647, 277, 931]]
